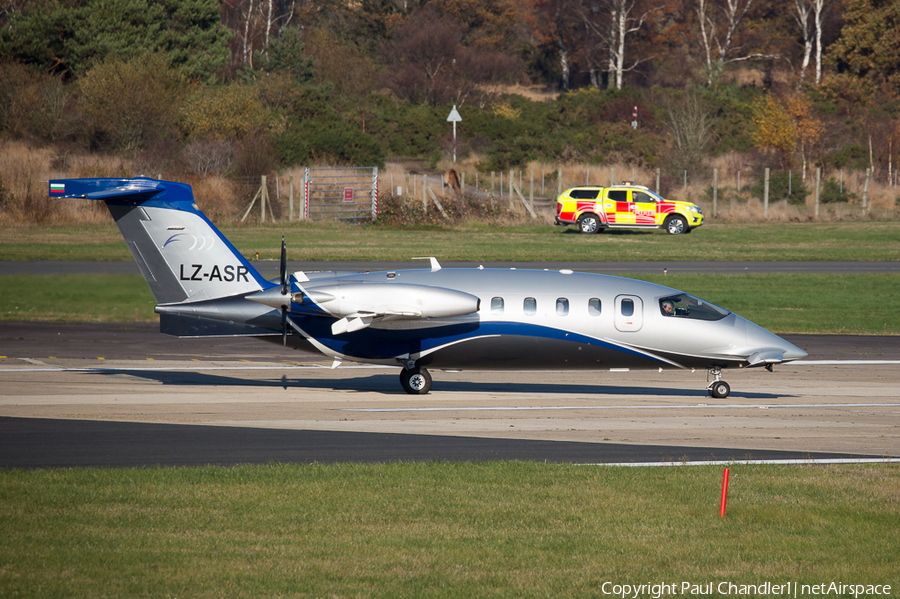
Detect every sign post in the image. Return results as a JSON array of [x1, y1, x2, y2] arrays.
[[447, 105, 462, 163]]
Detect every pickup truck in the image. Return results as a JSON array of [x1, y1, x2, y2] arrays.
[[555, 184, 703, 234]]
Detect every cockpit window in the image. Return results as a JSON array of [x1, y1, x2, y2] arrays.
[[659, 294, 729, 321]]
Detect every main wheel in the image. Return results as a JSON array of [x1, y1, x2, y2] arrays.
[[577, 213, 602, 234], [708, 380, 731, 399], [400, 367, 432, 394], [665, 215, 688, 235]]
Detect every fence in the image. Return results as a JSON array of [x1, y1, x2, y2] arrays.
[[234, 164, 897, 224], [379, 165, 899, 219], [304, 167, 378, 223]]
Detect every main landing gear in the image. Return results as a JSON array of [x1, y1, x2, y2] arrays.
[[400, 366, 432, 394], [706, 366, 730, 399]]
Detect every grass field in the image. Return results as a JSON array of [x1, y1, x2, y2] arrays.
[[2, 220, 900, 262], [1, 463, 897, 597], [3, 272, 898, 334], [3, 221, 899, 596]]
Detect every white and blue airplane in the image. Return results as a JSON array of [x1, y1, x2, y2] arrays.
[[50, 176, 807, 397]]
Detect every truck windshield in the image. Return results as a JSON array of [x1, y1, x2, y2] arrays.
[[659, 294, 729, 321]]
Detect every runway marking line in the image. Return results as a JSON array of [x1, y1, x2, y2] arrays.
[[342, 403, 900, 413], [585, 458, 899, 467]]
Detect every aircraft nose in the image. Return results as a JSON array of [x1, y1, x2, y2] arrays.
[[738, 316, 808, 364], [779, 339, 808, 362]]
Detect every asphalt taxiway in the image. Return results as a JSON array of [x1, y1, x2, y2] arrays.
[[1, 323, 898, 468]]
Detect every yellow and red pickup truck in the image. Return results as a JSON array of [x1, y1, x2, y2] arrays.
[[555, 183, 703, 234]]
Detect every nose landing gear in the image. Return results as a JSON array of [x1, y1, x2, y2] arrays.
[[706, 366, 730, 399]]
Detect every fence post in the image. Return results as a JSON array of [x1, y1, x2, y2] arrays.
[[491, 172, 495, 196], [530, 170, 534, 205], [815, 167, 821, 218], [289, 175, 294, 221], [611, 167, 616, 186], [656, 168, 660, 193], [863, 168, 870, 217], [423, 174, 427, 212], [763, 168, 769, 218], [260, 175, 267, 224], [557, 168, 563, 196], [712, 168, 718, 218]]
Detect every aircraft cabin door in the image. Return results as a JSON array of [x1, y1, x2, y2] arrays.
[[614, 294, 643, 332]]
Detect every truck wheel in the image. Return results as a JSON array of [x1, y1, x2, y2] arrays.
[[665, 215, 687, 235], [577, 213, 602, 234]]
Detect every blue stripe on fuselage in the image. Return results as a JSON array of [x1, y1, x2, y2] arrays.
[[291, 316, 663, 365]]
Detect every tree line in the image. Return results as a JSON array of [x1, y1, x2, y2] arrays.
[[1, 0, 899, 184]]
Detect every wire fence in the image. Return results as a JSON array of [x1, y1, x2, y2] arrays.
[[232, 164, 899, 224]]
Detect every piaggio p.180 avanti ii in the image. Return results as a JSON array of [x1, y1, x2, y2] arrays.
[[50, 177, 806, 398]]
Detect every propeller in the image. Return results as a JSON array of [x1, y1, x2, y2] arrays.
[[280, 235, 288, 346]]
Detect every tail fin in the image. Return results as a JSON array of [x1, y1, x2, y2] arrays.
[[50, 177, 269, 304]]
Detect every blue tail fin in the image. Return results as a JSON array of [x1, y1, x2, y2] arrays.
[[51, 177, 270, 304]]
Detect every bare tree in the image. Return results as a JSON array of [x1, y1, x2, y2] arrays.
[[812, 0, 834, 85], [792, 0, 813, 84], [696, 0, 778, 85], [571, 0, 657, 90], [554, 0, 575, 91], [666, 88, 717, 174]]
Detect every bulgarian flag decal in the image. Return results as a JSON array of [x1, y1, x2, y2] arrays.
[[50, 183, 65, 194]]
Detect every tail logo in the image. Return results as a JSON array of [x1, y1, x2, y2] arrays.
[[163, 233, 217, 251]]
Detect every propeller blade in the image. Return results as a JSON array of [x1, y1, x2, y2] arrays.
[[280, 234, 287, 295], [282, 306, 287, 346]]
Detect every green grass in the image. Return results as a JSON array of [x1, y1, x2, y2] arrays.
[[3, 272, 898, 334], [0, 274, 157, 322], [3, 220, 900, 262], [0, 463, 897, 597]]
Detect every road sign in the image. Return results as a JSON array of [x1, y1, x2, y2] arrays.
[[447, 105, 462, 163]]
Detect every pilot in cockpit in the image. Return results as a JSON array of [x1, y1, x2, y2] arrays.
[[661, 300, 675, 316]]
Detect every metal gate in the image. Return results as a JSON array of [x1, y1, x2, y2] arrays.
[[304, 167, 378, 222]]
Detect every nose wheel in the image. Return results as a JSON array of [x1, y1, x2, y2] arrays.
[[400, 366, 432, 394], [706, 367, 730, 399]]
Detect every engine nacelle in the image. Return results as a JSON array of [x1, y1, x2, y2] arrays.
[[301, 282, 481, 320]]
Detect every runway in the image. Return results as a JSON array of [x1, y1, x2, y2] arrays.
[[1, 323, 898, 468]]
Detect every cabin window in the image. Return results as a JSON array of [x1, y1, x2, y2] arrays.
[[523, 297, 537, 316], [491, 297, 504, 315], [556, 298, 569, 316], [569, 189, 601, 200], [607, 189, 628, 202], [588, 298, 601, 315], [659, 294, 729, 321], [621, 298, 634, 317]]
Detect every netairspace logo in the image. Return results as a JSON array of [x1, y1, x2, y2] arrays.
[[600, 581, 892, 598]]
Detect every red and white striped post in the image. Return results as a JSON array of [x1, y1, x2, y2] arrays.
[[720, 468, 730, 518]]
